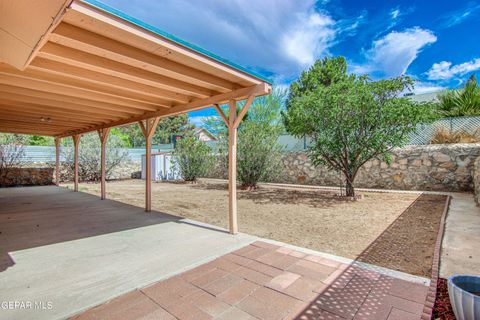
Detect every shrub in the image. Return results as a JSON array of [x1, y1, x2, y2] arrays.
[[62, 132, 128, 181], [237, 121, 282, 189], [430, 127, 480, 144], [173, 136, 213, 182], [0, 134, 27, 185]]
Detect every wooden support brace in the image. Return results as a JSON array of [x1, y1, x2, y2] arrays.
[[72, 134, 81, 192], [54, 137, 61, 185], [233, 95, 254, 129], [98, 128, 110, 200], [213, 104, 228, 126], [138, 117, 160, 211]]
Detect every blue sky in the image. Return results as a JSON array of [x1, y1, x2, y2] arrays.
[[99, 0, 480, 126]]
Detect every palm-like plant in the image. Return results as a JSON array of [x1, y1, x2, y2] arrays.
[[437, 74, 480, 117]]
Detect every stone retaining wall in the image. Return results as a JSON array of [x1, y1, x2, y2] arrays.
[[278, 144, 480, 192], [0, 168, 54, 187]]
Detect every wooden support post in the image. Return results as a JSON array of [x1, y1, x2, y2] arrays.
[[98, 128, 110, 200], [228, 100, 238, 234], [54, 137, 61, 185], [215, 97, 254, 235], [72, 134, 81, 192], [139, 117, 160, 212]]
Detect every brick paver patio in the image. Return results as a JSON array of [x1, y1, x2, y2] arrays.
[[73, 241, 429, 320]]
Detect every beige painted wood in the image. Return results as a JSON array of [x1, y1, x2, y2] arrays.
[[0, 0, 70, 69], [228, 100, 238, 234], [72, 134, 81, 192], [213, 104, 228, 126], [2, 62, 173, 107], [44, 24, 236, 92], [0, 84, 143, 117], [49, 24, 218, 98], [233, 95, 254, 129], [98, 128, 110, 200], [54, 137, 61, 185], [0, 73, 161, 111], [56, 84, 269, 138], [67, 1, 263, 86], [139, 118, 160, 212], [32, 50, 191, 103]]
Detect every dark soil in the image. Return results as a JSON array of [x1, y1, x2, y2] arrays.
[[357, 194, 448, 277], [433, 278, 456, 320]]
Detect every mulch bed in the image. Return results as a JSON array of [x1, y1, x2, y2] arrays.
[[357, 194, 448, 278], [433, 278, 456, 320]]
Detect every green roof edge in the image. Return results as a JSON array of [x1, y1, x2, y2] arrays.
[[79, 0, 273, 84]]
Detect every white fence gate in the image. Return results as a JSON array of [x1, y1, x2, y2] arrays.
[[141, 153, 179, 181]]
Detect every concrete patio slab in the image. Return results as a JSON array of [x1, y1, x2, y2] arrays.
[[0, 186, 256, 320], [440, 192, 480, 278]]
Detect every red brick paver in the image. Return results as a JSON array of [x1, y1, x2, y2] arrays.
[[73, 242, 429, 320]]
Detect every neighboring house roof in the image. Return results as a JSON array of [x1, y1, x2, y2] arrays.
[[406, 90, 446, 103], [194, 128, 218, 141]]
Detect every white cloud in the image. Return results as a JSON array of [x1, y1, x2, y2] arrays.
[[358, 27, 437, 77], [426, 58, 480, 80], [439, 4, 480, 28], [102, 0, 343, 78], [282, 13, 336, 66], [391, 8, 400, 19], [188, 115, 211, 128]]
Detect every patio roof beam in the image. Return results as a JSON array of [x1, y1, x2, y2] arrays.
[[0, 102, 121, 123], [0, 73, 166, 111], [1, 63, 175, 106], [49, 22, 237, 91], [48, 27, 220, 98], [0, 109, 99, 126], [55, 83, 270, 138], [29, 55, 191, 103], [0, 86, 146, 117]]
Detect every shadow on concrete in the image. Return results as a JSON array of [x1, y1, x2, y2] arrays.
[[0, 186, 185, 272]]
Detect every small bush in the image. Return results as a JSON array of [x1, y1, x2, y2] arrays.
[[0, 134, 27, 185], [237, 121, 282, 189], [430, 127, 480, 144], [62, 133, 128, 181], [173, 136, 213, 182]]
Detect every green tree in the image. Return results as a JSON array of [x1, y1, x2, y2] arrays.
[[172, 136, 213, 182], [28, 135, 54, 146], [283, 58, 435, 197], [287, 56, 348, 110], [437, 74, 480, 117], [117, 114, 195, 147], [209, 88, 285, 189]]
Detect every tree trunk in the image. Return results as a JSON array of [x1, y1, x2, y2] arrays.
[[345, 177, 355, 197]]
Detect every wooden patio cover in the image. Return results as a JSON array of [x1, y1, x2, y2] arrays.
[[0, 0, 272, 234]]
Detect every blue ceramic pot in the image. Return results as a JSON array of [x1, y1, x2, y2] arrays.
[[448, 275, 480, 320]]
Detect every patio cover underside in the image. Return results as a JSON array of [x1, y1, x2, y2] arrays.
[[0, 0, 271, 137]]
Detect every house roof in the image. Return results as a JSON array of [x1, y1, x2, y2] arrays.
[[0, 0, 271, 137]]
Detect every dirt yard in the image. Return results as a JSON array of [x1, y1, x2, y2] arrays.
[[64, 179, 424, 259]]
